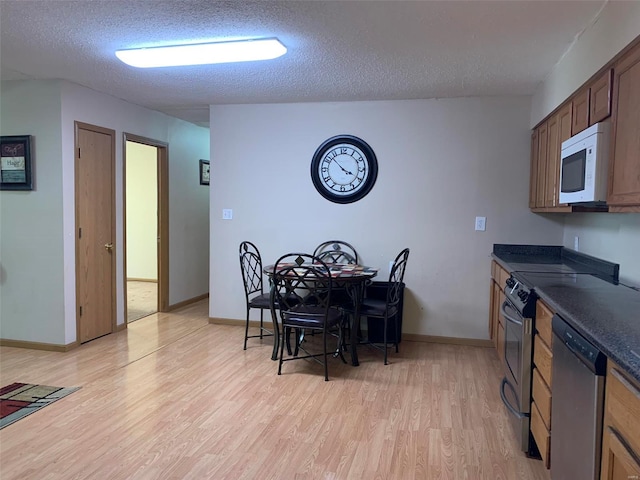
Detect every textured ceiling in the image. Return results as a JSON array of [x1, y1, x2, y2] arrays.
[[0, 0, 606, 127]]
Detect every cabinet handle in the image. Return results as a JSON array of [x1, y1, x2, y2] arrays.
[[610, 368, 640, 401]]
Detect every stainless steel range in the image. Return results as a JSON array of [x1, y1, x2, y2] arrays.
[[499, 275, 537, 454]]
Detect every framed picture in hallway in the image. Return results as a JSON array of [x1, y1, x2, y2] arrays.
[[1, 135, 33, 190], [199, 159, 210, 186]]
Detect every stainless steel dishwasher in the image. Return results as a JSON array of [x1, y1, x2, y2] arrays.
[[550, 314, 607, 480]]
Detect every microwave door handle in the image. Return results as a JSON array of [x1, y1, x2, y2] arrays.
[[501, 300, 523, 326]]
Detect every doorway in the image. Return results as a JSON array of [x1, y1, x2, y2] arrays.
[[123, 134, 169, 323], [75, 122, 116, 343]]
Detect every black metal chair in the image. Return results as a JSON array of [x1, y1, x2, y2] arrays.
[[239, 241, 274, 350], [313, 240, 359, 264], [313, 240, 359, 312], [351, 248, 410, 365], [272, 253, 346, 381]]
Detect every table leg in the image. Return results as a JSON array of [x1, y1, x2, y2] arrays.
[[269, 284, 279, 361], [346, 282, 366, 366]]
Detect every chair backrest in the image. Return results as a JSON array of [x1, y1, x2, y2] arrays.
[[239, 241, 264, 300], [385, 248, 410, 309], [313, 240, 359, 264], [272, 253, 333, 315]]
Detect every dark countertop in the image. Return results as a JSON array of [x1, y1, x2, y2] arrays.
[[492, 244, 640, 383]]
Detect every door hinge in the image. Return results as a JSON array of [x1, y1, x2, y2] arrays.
[[79, 306, 83, 316], [77, 147, 81, 158], [79, 227, 82, 239]]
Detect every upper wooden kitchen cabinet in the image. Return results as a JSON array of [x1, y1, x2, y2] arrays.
[[572, 87, 591, 135], [545, 104, 573, 208], [571, 68, 612, 137], [607, 41, 640, 211], [590, 68, 613, 125], [530, 103, 572, 212]]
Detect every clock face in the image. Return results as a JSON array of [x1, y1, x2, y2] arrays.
[[311, 135, 378, 204]]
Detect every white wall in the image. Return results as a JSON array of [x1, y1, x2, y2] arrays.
[[563, 215, 640, 287], [125, 142, 157, 280], [531, 1, 640, 125], [530, 1, 640, 287], [0, 80, 65, 343], [0, 79, 210, 346], [209, 98, 564, 340]]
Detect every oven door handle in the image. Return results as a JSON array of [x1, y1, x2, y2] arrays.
[[500, 377, 528, 419], [501, 300, 523, 326]]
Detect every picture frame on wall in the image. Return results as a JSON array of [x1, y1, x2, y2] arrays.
[[1, 135, 33, 191], [199, 159, 210, 186]]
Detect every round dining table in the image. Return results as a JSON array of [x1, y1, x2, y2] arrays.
[[263, 262, 378, 366]]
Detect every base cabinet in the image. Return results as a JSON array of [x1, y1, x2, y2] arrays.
[[531, 299, 554, 469], [600, 363, 640, 480], [489, 260, 508, 362]]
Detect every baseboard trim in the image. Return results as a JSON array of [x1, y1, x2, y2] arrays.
[[209, 317, 246, 326], [207, 318, 492, 348], [168, 293, 209, 312], [126, 278, 158, 283], [402, 333, 492, 347], [0, 338, 79, 352]]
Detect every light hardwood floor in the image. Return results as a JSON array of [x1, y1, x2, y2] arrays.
[[0, 299, 549, 480]]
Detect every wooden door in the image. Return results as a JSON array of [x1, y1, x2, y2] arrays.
[[545, 114, 559, 207], [529, 130, 539, 209], [590, 68, 613, 125], [557, 104, 573, 207], [75, 123, 116, 343], [536, 123, 548, 208], [571, 87, 590, 135], [608, 42, 640, 209], [600, 427, 640, 480]]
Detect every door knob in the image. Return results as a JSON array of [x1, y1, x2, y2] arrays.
[[104, 243, 113, 251]]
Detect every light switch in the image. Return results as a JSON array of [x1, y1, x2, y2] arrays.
[[475, 216, 486, 231], [222, 209, 233, 220]]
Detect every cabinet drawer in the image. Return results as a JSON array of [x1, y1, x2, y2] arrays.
[[535, 300, 553, 349], [531, 402, 551, 469], [532, 367, 552, 430], [534, 335, 553, 387], [497, 265, 510, 289], [605, 365, 640, 456]]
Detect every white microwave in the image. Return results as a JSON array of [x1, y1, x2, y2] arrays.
[[559, 121, 610, 204]]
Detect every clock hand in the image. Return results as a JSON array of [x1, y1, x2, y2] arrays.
[[333, 159, 354, 176]]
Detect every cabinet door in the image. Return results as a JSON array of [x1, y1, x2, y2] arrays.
[[557, 104, 573, 207], [489, 280, 495, 340], [608, 43, 640, 208], [529, 130, 539, 209], [536, 123, 548, 208], [600, 427, 640, 480], [545, 114, 559, 207], [590, 68, 613, 125], [572, 87, 590, 135]]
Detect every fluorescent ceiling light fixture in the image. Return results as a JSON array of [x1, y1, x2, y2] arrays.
[[116, 38, 287, 68]]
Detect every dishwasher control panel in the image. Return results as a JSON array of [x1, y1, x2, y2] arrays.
[[552, 314, 607, 375]]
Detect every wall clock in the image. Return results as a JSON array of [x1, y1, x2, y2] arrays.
[[310, 134, 378, 204]]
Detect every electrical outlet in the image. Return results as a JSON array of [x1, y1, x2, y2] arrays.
[[574, 236, 579, 251], [222, 209, 233, 220], [475, 216, 486, 231]]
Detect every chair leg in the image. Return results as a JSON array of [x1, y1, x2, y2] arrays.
[[259, 309, 264, 339], [278, 323, 287, 376], [243, 307, 250, 350], [323, 329, 329, 381]]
